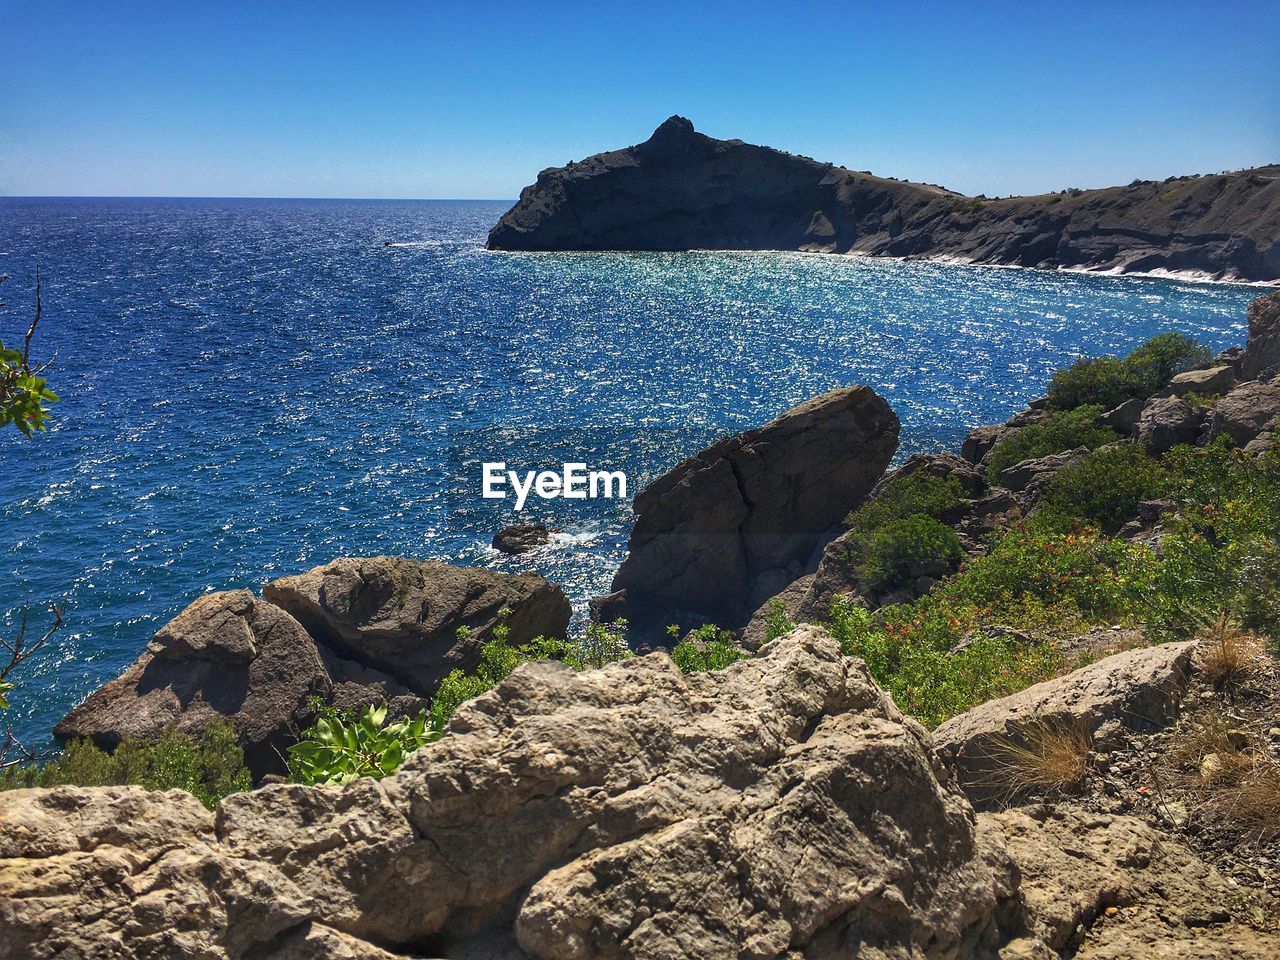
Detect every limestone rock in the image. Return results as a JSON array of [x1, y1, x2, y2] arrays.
[[985, 806, 1280, 959], [933, 642, 1195, 804], [998, 446, 1089, 493], [264, 556, 571, 693], [1241, 290, 1280, 379], [1133, 396, 1204, 453], [0, 786, 308, 960], [1097, 397, 1145, 435], [53, 590, 331, 778], [492, 523, 553, 555], [1204, 378, 1280, 446], [1167, 363, 1236, 397], [602, 386, 898, 630]]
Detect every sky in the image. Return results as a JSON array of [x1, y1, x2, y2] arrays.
[[2, 1, 1278, 199]]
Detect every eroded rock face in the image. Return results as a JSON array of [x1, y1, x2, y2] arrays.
[[1241, 290, 1280, 380], [933, 642, 1195, 805], [3, 627, 1021, 960], [264, 556, 572, 693], [600, 386, 898, 631], [0, 786, 308, 960], [984, 806, 1280, 959], [53, 591, 331, 778]]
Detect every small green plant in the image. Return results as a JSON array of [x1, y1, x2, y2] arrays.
[[0, 274, 59, 437], [670, 623, 748, 673], [1, 720, 251, 809], [762, 598, 796, 643], [862, 515, 963, 592], [288, 704, 433, 786], [985, 405, 1117, 481]]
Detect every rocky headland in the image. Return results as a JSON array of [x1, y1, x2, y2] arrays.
[[5, 291, 1280, 957], [488, 116, 1280, 284]]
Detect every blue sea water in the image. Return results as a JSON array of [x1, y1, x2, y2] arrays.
[[0, 197, 1262, 750]]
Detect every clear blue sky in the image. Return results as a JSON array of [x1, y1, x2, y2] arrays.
[[2, 0, 1277, 199]]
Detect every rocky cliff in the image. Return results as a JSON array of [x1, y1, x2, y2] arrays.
[[488, 116, 1280, 283]]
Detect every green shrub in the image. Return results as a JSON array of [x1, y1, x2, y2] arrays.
[[1039, 443, 1166, 532], [985, 405, 1117, 481], [1143, 441, 1280, 640], [288, 704, 432, 786], [0, 721, 251, 809], [762, 598, 797, 643], [825, 595, 1063, 728], [671, 623, 748, 673], [845, 470, 964, 537], [1045, 333, 1211, 411], [862, 515, 963, 592]]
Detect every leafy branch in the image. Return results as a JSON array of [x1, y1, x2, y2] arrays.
[[0, 270, 59, 436]]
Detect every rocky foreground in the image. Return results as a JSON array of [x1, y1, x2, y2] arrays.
[[487, 116, 1280, 283], [6, 625, 1278, 959]]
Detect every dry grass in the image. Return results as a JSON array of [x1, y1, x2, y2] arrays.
[[1167, 710, 1253, 785], [1215, 753, 1280, 842], [984, 719, 1093, 802], [1195, 617, 1269, 692]]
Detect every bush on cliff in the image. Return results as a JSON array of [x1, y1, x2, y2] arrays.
[[1143, 440, 1280, 640], [1045, 332, 1211, 411], [670, 623, 748, 673], [0, 720, 250, 809], [840, 471, 966, 590], [862, 515, 963, 592], [1038, 443, 1166, 532], [984, 405, 1118, 481]]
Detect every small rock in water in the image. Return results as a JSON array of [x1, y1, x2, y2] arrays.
[[492, 523, 554, 554]]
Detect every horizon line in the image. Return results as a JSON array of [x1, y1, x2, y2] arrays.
[[0, 195, 517, 203]]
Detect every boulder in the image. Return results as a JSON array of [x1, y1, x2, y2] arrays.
[[1203, 378, 1280, 446], [1097, 397, 1145, 434], [984, 806, 1280, 959], [740, 572, 813, 649], [601, 386, 898, 630], [998, 446, 1089, 493], [54, 591, 331, 778], [1240, 290, 1280, 380], [264, 556, 571, 694], [874, 451, 986, 499], [961, 423, 1011, 464], [492, 523, 553, 555], [3, 627, 1024, 959], [1167, 363, 1236, 397], [933, 642, 1195, 805], [1133, 396, 1204, 453]]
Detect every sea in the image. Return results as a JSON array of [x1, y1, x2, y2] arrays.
[[0, 197, 1262, 750]]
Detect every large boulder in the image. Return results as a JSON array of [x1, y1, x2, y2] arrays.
[[3, 627, 1023, 959], [1203, 378, 1280, 446], [599, 386, 898, 630], [492, 523, 553, 555], [933, 642, 1195, 805], [263, 556, 572, 694], [1167, 363, 1236, 397], [1133, 396, 1204, 453], [998, 446, 1089, 493], [54, 591, 331, 778], [1240, 290, 1280, 380]]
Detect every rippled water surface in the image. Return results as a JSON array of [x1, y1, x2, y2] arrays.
[[0, 198, 1261, 746]]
